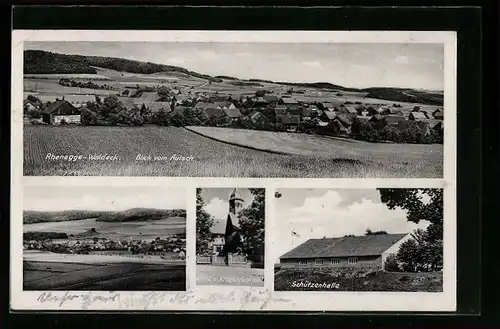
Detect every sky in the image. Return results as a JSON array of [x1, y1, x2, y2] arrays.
[[24, 186, 186, 211], [273, 188, 430, 263], [199, 188, 255, 221], [25, 41, 444, 90]]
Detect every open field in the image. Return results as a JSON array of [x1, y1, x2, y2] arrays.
[[24, 79, 118, 96], [24, 217, 186, 240], [24, 260, 186, 290], [24, 251, 185, 264], [24, 125, 442, 177], [274, 267, 443, 292], [196, 265, 264, 287], [25, 73, 111, 80]]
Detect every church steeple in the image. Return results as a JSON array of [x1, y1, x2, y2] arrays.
[[229, 188, 244, 215]]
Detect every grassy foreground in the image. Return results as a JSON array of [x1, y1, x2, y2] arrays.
[[274, 267, 443, 292], [24, 125, 442, 178]]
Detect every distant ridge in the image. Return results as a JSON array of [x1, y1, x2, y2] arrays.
[[23, 50, 444, 106], [24, 208, 186, 224]]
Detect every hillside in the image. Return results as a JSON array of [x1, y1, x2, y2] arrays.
[[24, 208, 186, 224], [95, 207, 186, 222], [24, 50, 444, 106], [24, 50, 214, 80]]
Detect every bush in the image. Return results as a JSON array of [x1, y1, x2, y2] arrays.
[[384, 254, 401, 272]]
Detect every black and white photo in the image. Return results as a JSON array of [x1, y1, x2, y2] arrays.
[[273, 188, 444, 292], [22, 41, 444, 178], [196, 188, 265, 286], [23, 185, 187, 291]]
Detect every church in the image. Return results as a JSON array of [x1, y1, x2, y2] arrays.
[[209, 188, 245, 258]]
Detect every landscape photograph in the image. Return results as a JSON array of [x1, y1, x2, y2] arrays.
[[196, 188, 265, 287], [23, 185, 187, 291], [273, 188, 443, 292], [22, 41, 444, 178]]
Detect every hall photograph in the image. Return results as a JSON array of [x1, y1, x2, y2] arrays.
[[195, 187, 265, 287]]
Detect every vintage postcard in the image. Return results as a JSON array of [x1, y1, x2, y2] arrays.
[[11, 30, 457, 312]]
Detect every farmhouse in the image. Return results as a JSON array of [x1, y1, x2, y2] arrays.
[[41, 100, 81, 125], [222, 107, 243, 122], [433, 108, 444, 120], [409, 111, 428, 121], [276, 114, 300, 129], [139, 91, 161, 102], [23, 99, 41, 111], [279, 97, 302, 114], [279, 233, 411, 270], [248, 111, 271, 125], [385, 114, 407, 126]]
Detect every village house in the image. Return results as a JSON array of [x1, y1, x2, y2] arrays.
[[274, 104, 288, 116], [320, 110, 337, 123], [139, 91, 162, 102], [278, 97, 302, 114], [276, 114, 300, 131], [41, 99, 81, 125], [409, 111, 428, 121], [384, 114, 407, 126], [222, 107, 243, 123], [247, 111, 271, 126], [329, 114, 352, 136], [23, 99, 41, 112], [278, 233, 411, 270], [432, 108, 444, 120], [264, 94, 280, 104]]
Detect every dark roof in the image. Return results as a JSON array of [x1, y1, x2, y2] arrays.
[[264, 95, 279, 102], [334, 114, 352, 126], [280, 233, 408, 259], [277, 114, 300, 125], [42, 100, 76, 114], [385, 115, 406, 124], [322, 110, 337, 120], [204, 107, 226, 118]]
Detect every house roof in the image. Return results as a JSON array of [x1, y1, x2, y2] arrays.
[[264, 95, 279, 102], [42, 100, 76, 114], [409, 111, 427, 120], [195, 102, 219, 110], [223, 107, 242, 118], [205, 107, 226, 118], [420, 119, 443, 128], [277, 114, 300, 124], [249, 111, 269, 123], [342, 105, 359, 114], [369, 114, 385, 122], [355, 115, 370, 123], [281, 97, 299, 104], [280, 233, 408, 259], [385, 115, 406, 124], [334, 114, 352, 126], [323, 110, 337, 120]]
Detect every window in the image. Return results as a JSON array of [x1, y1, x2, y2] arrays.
[[299, 260, 307, 265], [330, 258, 340, 264], [348, 257, 358, 264], [315, 259, 324, 264]]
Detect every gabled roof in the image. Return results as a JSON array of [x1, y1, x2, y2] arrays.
[[280, 233, 408, 259], [334, 114, 352, 126], [223, 107, 242, 118], [342, 105, 359, 114], [385, 115, 406, 124], [195, 102, 219, 110], [42, 100, 76, 114], [322, 110, 337, 120]]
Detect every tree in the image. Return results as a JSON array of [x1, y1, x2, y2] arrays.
[[196, 189, 214, 255], [378, 188, 443, 272], [238, 188, 265, 258], [384, 254, 401, 272], [365, 228, 388, 235]]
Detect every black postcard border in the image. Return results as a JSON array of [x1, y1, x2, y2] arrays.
[[6, 3, 492, 327]]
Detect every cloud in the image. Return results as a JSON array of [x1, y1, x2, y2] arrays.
[[274, 190, 430, 262], [302, 60, 322, 68], [395, 55, 410, 64], [204, 197, 228, 220]]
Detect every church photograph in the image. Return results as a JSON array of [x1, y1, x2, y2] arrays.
[[273, 188, 444, 292], [196, 187, 265, 287]]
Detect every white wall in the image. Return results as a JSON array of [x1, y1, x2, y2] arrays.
[[380, 233, 413, 268], [53, 115, 81, 124]]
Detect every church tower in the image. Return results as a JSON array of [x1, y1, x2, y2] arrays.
[[229, 188, 244, 215]]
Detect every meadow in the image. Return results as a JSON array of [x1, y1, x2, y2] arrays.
[[23, 260, 186, 290], [23, 217, 186, 240], [274, 267, 443, 292], [24, 125, 443, 178]]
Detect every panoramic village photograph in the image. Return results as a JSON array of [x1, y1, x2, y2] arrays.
[[273, 188, 443, 292], [22, 41, 444, 178], [23, 185, 187, 291], [196, 188, 265, 287]]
